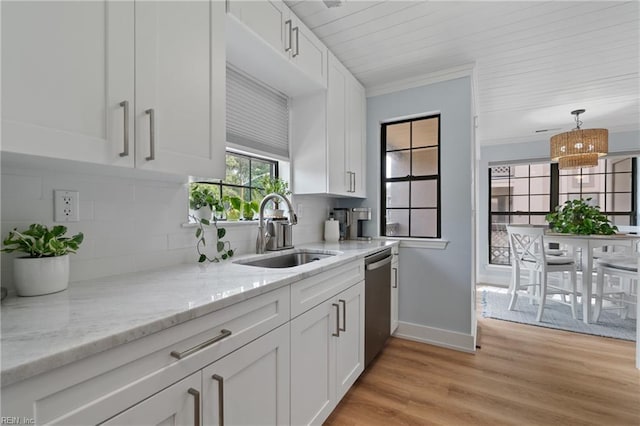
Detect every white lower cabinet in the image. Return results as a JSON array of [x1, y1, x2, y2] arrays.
[[202, 323, 290, 426], [1, 260, 370, 425], [291, 281, 365, 426], [102, 373, 201, 426]]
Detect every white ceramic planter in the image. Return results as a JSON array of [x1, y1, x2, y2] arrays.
[[13, 255, 70, 296], [192, 207, 213, 222], [264, 208, 284, 218]]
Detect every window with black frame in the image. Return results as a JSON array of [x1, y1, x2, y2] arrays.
[[489, 157, 637, 265], [194, 151, 278, 213], [381, 115, 440, 238]]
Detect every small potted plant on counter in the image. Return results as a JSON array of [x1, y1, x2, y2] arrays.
[[545, 198, 618, 235], [1, 224, 84, 296], [258, 176, 292, 218]]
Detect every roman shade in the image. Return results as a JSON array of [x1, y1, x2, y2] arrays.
[[226, 66, 289, 159]]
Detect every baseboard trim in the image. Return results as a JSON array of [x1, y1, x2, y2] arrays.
[[394, 321, 476, 353]]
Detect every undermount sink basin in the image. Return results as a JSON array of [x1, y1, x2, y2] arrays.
[[235, 250, 339, 269]]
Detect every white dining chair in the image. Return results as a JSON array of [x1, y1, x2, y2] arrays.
[[594, 254, 638, 322], [507, 225, 579, 322]]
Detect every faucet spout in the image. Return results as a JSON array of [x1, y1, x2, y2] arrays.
[[256, 193, 297, 254]]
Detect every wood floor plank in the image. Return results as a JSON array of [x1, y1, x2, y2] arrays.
[[325, 311, 639, 425]]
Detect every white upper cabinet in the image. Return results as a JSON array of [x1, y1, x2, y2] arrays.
[[1, 1, 135, 167], [1, 0, 225, 179], [289, 13, 328, 88], [134, 0, 225, 177], [292, 52, 367, 197], [226, 0, 288, 57], [226, 0, 327, 96]]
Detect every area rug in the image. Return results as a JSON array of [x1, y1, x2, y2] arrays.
[[481, 288, 636, 341]]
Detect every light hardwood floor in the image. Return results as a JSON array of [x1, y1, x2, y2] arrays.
[[325, 316, 639, 425]]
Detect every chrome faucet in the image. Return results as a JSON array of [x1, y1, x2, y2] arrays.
[[256, 193, 298, 254]]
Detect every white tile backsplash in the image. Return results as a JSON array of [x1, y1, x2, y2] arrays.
[[1, 164, 334, 294]]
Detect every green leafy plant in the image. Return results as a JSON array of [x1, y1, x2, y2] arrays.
[[2, 224, 84, 257], [189, 183, 223, 213], [190, 216, 234, 263], [545, 198, 618, 235], [258, 176, 291, 209], [242, 200, 259, 220]]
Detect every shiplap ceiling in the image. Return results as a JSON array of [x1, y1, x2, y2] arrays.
[[285, 0, 640, 147]]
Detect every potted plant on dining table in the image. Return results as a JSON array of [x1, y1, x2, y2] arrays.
[[545, 198, 618, 235]]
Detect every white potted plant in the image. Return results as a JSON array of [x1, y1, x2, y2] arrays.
[[2, 224, 84, 296], [189, 183, 223, 222]]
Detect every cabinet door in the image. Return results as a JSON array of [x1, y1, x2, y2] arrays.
[[101, 373, 200, 426], [203, 324, 290, 426], [227, 0, 288, 57], [335, 281, 365, 401], [291, 299, 337, 426], [391, 259, 399, 334], [290, 16, 327, 88], [1, 1, 134, 167], [346, 77, 367, 197], [135, 0, 225, 178], [327, 54, 348, 196]]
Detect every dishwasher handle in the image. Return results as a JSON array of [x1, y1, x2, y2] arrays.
[[365, 256, 391, 271]]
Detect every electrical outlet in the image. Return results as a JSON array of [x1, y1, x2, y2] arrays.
[[297, 203, 304, 219], [54, 190, 80, 222]]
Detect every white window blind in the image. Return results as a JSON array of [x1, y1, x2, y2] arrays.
[[226, 66, 289, 159]]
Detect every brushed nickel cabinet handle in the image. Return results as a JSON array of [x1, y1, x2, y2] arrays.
[[170, 329, 232, 359], [392, 267, 398, 288], [332, 303, 340, 337], [285, 20, 292, 52], [352, 172, 356, 193], [212, 374, 224, 426], [145, 108, 155, 161], [339, 299, 346, 332], [292, 26, 299, 57], [119, 100, 129, 157], [187, 388, 200, 426]]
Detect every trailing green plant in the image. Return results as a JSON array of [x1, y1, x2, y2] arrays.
[[2, 224, 84, 258], [257, 176, 291, 209], [189, 183, 223, 213], [242, 200, 259, 220], [190, 215, 234, 263], [545, 198, 618, 235]]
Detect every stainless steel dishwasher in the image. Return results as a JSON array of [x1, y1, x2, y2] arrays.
[[364, 248, 392, 367]]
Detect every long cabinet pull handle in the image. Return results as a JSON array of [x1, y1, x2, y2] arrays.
[[392, 267, 398, 288], [170, 329, 232, 359], [339, 299, 346, 332], [187, 388, 200, 426], [352, 172, 356, 193], [119, 100, 129, 157], [292, 26, 299, 57], [145, 108, 155, 161], [332, 303, 340, 337], [212, 374, 224, 426], [285, 20, 292, 52]]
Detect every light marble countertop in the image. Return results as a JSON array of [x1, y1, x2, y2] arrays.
[[1, 240, 396, 386]]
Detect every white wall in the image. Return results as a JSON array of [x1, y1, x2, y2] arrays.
[[363, 76, 474, 349], [477, 130, 640, 285], [0, 158, 331, 294]]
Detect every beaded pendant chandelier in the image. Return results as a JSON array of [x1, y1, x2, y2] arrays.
[[550, 109, 608, 169]]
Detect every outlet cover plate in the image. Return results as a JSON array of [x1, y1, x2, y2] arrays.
[[54, 190, 80, 222]]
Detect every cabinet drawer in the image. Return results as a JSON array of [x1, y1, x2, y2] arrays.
[[291, 260, 364, 318], [2, 286, 290, 425]]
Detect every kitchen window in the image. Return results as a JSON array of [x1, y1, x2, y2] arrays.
[[192, 151, 278, 211], [381, 114, 441, 238], [489, 157, 637, 265]]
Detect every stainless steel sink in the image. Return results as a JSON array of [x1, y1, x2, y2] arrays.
[[236, 251, 338, 268]]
